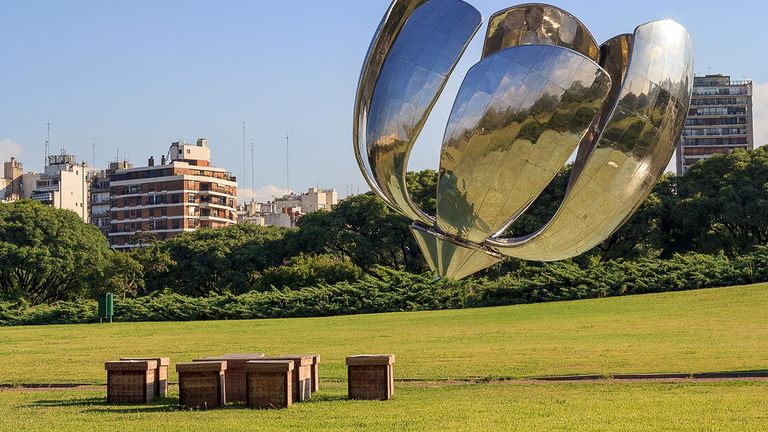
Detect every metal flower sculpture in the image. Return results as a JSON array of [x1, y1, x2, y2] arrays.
[[354, 0, 694, 279]]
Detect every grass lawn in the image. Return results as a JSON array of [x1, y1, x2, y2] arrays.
[[1, 381, 767, 431], [1, 283, 767, 430]]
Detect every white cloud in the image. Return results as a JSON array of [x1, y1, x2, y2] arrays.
[[0, 139, 23, 163], [753, 83, 768, 148], [238, 185, 292, 203]]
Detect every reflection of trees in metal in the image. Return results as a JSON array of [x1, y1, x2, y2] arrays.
[[354, 0, 694, 279]]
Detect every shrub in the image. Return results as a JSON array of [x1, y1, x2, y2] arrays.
[[2, 249, 767, 326]]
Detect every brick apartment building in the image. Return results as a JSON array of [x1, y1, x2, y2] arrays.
[[109, 138, 237, 249]]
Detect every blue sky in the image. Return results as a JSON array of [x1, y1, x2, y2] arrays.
[[1, 0, 766, 200]]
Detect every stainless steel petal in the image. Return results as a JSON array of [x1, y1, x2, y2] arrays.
[[573, 34, 633, 183], [483, 3, 600, 62], [410, 223, 502, 279], [487, 20, 693, 260], [353, 0, 482, 223], [436, 44, 611, 244]]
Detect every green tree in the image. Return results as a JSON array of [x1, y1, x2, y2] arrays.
[[406, 169, 438, 215], [677, 147, 768, 255], [104, 252, 145, 298], [290, 193, 426, 273], [0, 200, 111, 304], [128, 243, 175, 295], [255, 253, 363, 291], [158, 223, 289, 296]]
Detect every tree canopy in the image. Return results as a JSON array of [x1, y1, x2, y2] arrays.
[[0, 200, 112, 304]]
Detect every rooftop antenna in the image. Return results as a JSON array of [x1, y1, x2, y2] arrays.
[[44, 120, 51, 166], [91, 138, 96, 168], [242, 121, 246, 184], [286, 133, 290, 193], [250, 142, 255, 201]]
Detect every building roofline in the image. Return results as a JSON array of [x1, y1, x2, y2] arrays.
[[113, 160, 231, 174]]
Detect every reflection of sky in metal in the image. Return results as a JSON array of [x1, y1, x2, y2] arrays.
[[355, 0, 481, 224], [354, 1, 693, 277]]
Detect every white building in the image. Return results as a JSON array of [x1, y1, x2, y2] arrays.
[[273, 188, 338, 213], [29, 154, 90, 221], [1, 157, 24, 202], [238, 187, 338, 228]]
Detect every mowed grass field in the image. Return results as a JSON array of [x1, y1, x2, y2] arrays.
[[1, 283, 767, 431]]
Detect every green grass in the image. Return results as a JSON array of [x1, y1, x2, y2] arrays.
[[1, 381, 767, 431], [2, 283, 767, 384], [1, 283, 767, 430]]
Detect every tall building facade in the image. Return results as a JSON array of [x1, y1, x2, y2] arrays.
[[29, 154, 90, 221], [1, 157, 24, 201], [89, 160, 133, 237], [109, 139, 237, 249], [677, 74, 753, 174]]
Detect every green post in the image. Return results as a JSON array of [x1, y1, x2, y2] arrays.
[[97, 293, 114, 323], [98, 294, 106, 323], [106, 293, 114, 323]]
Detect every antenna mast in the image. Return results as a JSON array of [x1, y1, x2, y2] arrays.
[[286, 133, 290, 193], [242, 121, 246, 186], [44, 120, 51, 166], [92, 138, 96, 168], [250, 142, 255, 201]]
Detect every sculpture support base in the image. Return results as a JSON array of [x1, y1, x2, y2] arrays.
[[410, 224, 502, 279]]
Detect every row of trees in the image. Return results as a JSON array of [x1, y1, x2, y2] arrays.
[[2, 147, 768, 305]]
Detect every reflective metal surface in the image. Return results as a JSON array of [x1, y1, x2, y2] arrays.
[[483, 4, 600, 62], [488, 20, 693, 260], [437, 44, 610, 244], [353, 0, 482, 224], [411, 224, 502, 280], [355, 2, 694, 278]]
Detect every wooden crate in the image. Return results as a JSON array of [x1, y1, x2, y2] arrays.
[[105, 360, 157, 404], [176, 361, 226, 409], [193, 353, 264, 403], [120, 357, 170, 397], [346, 354, 395, 400], [244, 360, 294, 409], [265, 356, 313, 402], [295, 354, 320, 392]]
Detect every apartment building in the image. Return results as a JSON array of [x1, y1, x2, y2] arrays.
[[677, 74, 753, 174], [28, 154, 89, 221], [109, 139, 237, 249], [238, 187, 338, 228], [272, 187, 338, 214], [89, 160, 133, 237], [1, 157, 23, 202]]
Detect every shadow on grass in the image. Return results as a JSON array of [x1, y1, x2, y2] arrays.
[[27, 397, 106, 408], [304, 394, 347, 403]]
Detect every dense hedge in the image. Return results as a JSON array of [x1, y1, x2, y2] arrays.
[[2, 248, 767, 326]]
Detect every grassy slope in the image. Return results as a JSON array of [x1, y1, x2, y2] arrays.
[[1, 283, 767, 384], [1, 381, 767, 432], [1, 283, 768, 431]]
